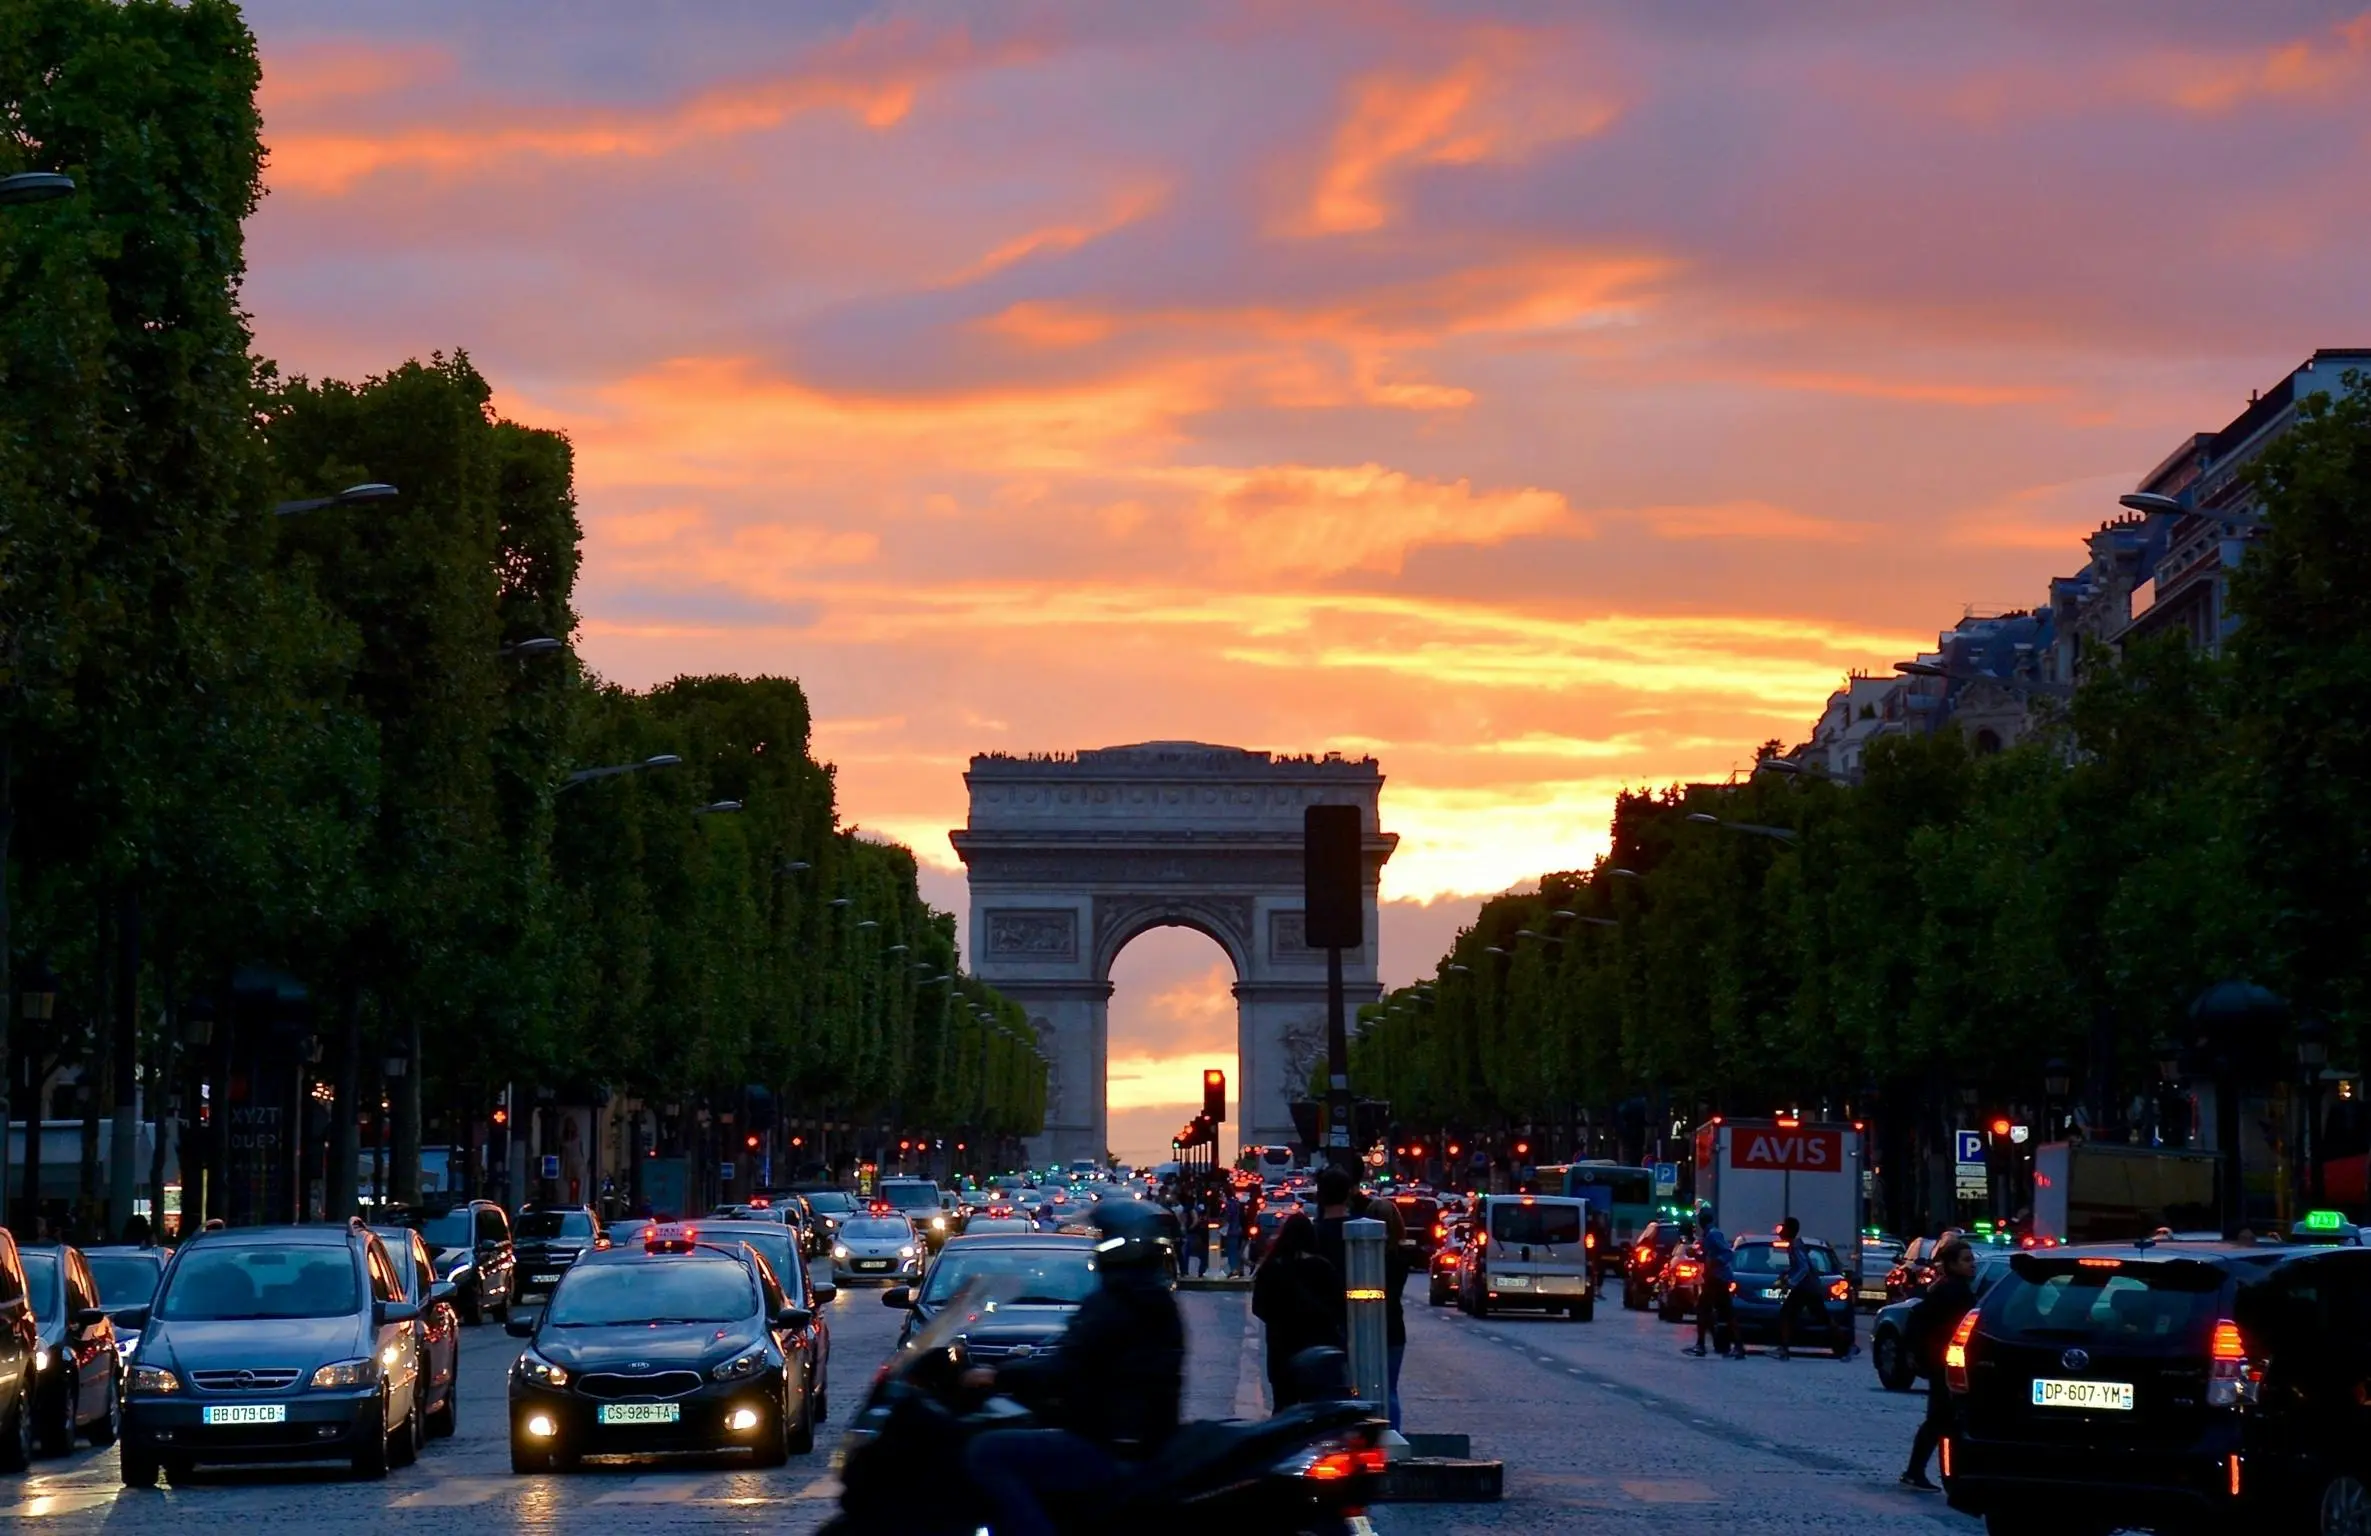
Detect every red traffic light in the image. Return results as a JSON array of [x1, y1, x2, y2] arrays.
[[744, 1134, 760, 1150], [491, 1107, 509, 1127], [1203, 1068, 1227, 1123], [1513, 1140, 1530, 1157], [1990, 1117, 2012, 1138]]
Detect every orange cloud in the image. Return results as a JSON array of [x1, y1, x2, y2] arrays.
[[1634, 500, 1864, 544], [1302, 49, 1620, 235], [2152, 11, 2371, 114], [1174, 463, 1579, 576], [1757, 371, 2063, 408]]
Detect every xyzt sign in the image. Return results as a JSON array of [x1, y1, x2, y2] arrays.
[[1729, 1127, 1845, 1171]]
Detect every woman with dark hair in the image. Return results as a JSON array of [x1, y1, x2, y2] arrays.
[[1251, 1212, 1344, 1410]]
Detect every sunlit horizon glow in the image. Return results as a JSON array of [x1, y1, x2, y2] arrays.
[[236, 3, 2371, 1145]]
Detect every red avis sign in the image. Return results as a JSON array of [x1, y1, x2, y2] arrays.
[[1729, 1127, 1845, 1171]]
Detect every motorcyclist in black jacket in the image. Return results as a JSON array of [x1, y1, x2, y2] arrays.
[[961, 1199, 1186, 1536]]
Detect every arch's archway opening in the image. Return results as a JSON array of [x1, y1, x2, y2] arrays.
[[1105, 926, 1240, 1170]]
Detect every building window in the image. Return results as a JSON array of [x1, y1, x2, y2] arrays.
[[1974, 728, 2003, 756]]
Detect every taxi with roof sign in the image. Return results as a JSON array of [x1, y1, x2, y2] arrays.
[[505, 1223, 819, 1472]]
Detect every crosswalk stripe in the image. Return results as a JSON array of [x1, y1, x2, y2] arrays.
[[391, 1477, 511, 1507]]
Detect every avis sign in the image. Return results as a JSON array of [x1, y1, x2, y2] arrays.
[[1728, 1126, 1845, 1171]]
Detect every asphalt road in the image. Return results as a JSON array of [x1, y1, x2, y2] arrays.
[[0, 1276, 1976, 1533]]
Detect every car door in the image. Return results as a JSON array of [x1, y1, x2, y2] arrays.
[[365, 1241, 415, 1428], [407, 1234, 455, 1403], [63, 1252, 112, 1417], [756, 1260, 807, 1407], [475, 1204, 514, 1303]]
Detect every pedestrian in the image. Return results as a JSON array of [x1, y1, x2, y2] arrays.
[[1686, 1201, 1740, 1359], [1375, 1196, 1412, 1431], [1773, 1215, 1825, 1360], [1192, 1183, 1212, 1277], [1901, 1237, 1977, 1491], [1251, 1212, 1345, 1410], [1221, 1186, 1247, 1277], [120, 1213, 152, 1247]]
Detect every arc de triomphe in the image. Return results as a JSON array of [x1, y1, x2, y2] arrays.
[[951, 743, 1396, 1168]]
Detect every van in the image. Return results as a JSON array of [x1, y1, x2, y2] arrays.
[[1459, 1195, 1596, 1321]]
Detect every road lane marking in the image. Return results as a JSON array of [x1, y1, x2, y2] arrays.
[[589, 1477, 701, 1504], [1623, 1479, 1717, 1503], [1234, 1304, 1267, 1420], [392, 1477, 510, 1507], [792, 1475, 841, 1502], [2, 1490, 122, 1518]]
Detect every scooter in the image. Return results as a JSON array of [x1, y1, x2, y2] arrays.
[[821, 1279, 1385, 1536]]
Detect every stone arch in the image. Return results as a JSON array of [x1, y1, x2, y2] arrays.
[[952, 743, 1396, 1167]]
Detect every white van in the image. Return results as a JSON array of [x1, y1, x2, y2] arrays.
[[1461, 1195, 1596, 1321]]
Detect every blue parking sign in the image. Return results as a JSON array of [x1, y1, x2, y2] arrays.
[[1956, 1130, 1986, 1165]]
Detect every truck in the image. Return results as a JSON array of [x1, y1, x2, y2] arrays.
[[2029, 1141, 2219, 1244], [1691, 1117, 1864, 1286]]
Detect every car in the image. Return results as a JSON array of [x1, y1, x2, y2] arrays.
[[511, 1204, 607, 1310], [1857, 1234, 1906, 1307], [1868, 1252, 2012, 1392], [1458, 1195, 1596, 1320], [874, 1179, 953, 1251], [16, 1244, 121, 1456], [1654, 1242, 1709, 1322], [372, 1227, 462, 1439], [1386, 1193, 1443, 1256], [1941, 1240, 2352, 1536], [391, 1199, 515, 1324], [1428, 1222, 1472, 1307], [1721, 1235, 1855, 1356], [0, 1229, 36, 1472], [799, 1189, 861, 1257], [116, 1221, 427, 1485], [81, 1246, 166, 1359], [1621, 1218, 1694, 1312], [505, 1223, 818, 1471], [888, 1234, 1101, 1359], [832, 1215, 923, 1285], [961, 1213, 1035, 1237], [704, 1219, 834, 1425]]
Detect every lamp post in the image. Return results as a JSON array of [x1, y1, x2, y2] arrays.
[[2297, 1018, 2329, 1206], [497, 636, 565, 659], [0, 171, 76, 206], [270, 481, 399, 518]]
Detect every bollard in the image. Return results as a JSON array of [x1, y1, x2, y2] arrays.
[[1342, 1216, 1409, 1459]]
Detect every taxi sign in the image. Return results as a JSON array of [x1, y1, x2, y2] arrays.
[[644, 1223, 699, 1253], [2305, 1209, 2348, 1232]]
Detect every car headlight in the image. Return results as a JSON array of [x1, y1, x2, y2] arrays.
[[515, 1350, 570, 1388], [33, 1347, 50, 1372], [930, 1216, 946, 1230], [128, 1364, 181, 1395], [709, 1348, 767, 1382], [898, 1245, 917, 1260], [309, 1357, 379, 1389], [833, 1245, 850, 1260]]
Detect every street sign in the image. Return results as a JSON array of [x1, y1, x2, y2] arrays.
[[1955, 1171, 1989, 1200], [539, 1153, 560, 1180], [1955, 1130, 1985, 1165], [719, 1162, 734, 1182], [1652, 1162, 1678, 1197]]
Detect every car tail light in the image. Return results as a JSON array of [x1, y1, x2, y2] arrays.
[[1944, 1311, 1978, 1393], [1827, 1278, 1850, 1301], [1939, 1437, 1953, 1480], [1635, 1246, 1652, 1265], [1584, 1233, 1596, 1251], [1674, 1261, 1700, 1280], [2208, 1319, 2261, 1408], [1293, 1441, 1389, 1482]]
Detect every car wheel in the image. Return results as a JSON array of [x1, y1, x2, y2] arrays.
[[459, 1285, 483, 1327], [0, 1385, 29, 1472], [813, 1378, 828, 1424], [1572, 1298, 1595, 1322], [162, 1455, 195, 1485], [392, 1392, 424, 1468], [120, 1449, 160, 1488], [787, 1386, 816, 1456], [88, 1369, 122, 1447], [1984, 1513, 2030, 1536], [1473, 1295, 1492, 1319], [38, 1375, 76, 1457], [1830, 1329, 1856, 1359], [2322, 1473, 2371, 1536], [427, 1370, 457, 1439], [1657, 1296, 1679, 1323], [1429, 1283, 1449, 1307], [351, 1393, 391, 1479], [1873, 1330, 1915, 1392]]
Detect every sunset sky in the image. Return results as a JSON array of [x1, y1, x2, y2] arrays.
[[238, 1, 2371, 1161]]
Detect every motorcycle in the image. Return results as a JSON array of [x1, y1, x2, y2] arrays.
[[821, 1277, 1386, 1536]]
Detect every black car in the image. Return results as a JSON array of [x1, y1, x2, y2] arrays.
[[888, 1234, 1099, 1362], [81, 1246, 167, 1360], [706, 1218, 835, 1424], [874, 1179, 953, 1252], [0, 1229, 42, 1471], [393, 1200, 516, 1324], [512, 1205, 607, 1310], [16, 1244, 121, 1456], [116, 1222, 428, 1485], [1942, 1241, 2360, 1536], [797, 1188, 860, 1257], [1622, 1218, 1693, 1312], [1870, 1253, 2011, 1392], [373, 1227, 462, 1439], [506, 1224, 818, 1470], [1723, 1236, 1855, 1355]]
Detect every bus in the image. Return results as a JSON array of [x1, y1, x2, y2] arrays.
[[1237, 1145, 1301, 1180], [1533, 1162, 1658, 1248]]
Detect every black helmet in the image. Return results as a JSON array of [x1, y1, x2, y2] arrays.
[[1695, 1200, 1715, 1226], [1090, 1199, 1171, 1270]]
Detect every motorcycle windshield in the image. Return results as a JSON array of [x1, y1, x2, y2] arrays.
[[903, 1274, 1027, 1358]]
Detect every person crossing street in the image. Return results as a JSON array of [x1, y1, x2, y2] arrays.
[[1684, 1201, 1740, 1359], [1901, 1236, 1977, 1491]]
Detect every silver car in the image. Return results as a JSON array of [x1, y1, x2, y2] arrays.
[[832, 1215, 923, 1284]]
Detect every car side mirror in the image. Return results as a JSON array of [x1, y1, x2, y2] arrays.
[[428, 1282, 457, 1307], [773, 1306, 813, 1331], [505, 1310, 541, 1338], [112, 1305, 150, 1333], [71, 1307, 110, 1333], [882, 1286, 913, 1309], [810, 1281, 836, 1305], [376, 1300, 421, 1327]]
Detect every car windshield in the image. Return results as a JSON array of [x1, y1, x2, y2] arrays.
[[841, 1219, 910, 1242], [517, 1211, 595, 1241], [86, 1254, 162, 1308], [161, 1245, 361, 1320], [878, 1185, 938, 1213], [1995, 1260, 2225, 1344], [1733, 1242, 1838, 1276], [20, 1253, 60, 1321], [723, 1229, 805, 1289], [1491, 1205, 1584, 1247], [413, 1212, 473, 1249], [805, 1192, 857, 1215], [545, 1261, 752, 1326], [921, 1247, 1097, 1306], [371, 1235, 421, 1294]]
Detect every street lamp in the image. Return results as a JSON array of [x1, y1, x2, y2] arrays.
[[1686, 812, 1799, 843], [271, 481, 399, 517], [692, 800, 743, 816], [498, 637, 565, 658], [562, 753, 682, 787], [779, 860, 811, 873], [2118, 492, 2186, 517], [0, 171, 76, 206], [1757, 757, 1862, 787]]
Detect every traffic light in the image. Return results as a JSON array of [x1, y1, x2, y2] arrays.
[[1204, 1069, 1227, 1123], [1990, 1117, 2012, 1139], [491, 1091, 509, 1129], [744, 1133, 760, 1151]]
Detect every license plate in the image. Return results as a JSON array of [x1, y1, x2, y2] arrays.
[[598, 1402, 682, 1425], [532, 1273, 562, 1285], [1497, 1274, 1529, 1288], [2031, 1378, 2135, 1411], [1760, 1287, 1784, 1298], [857, 1260, 887, 1271], [202, 1404, 287, 1425]]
